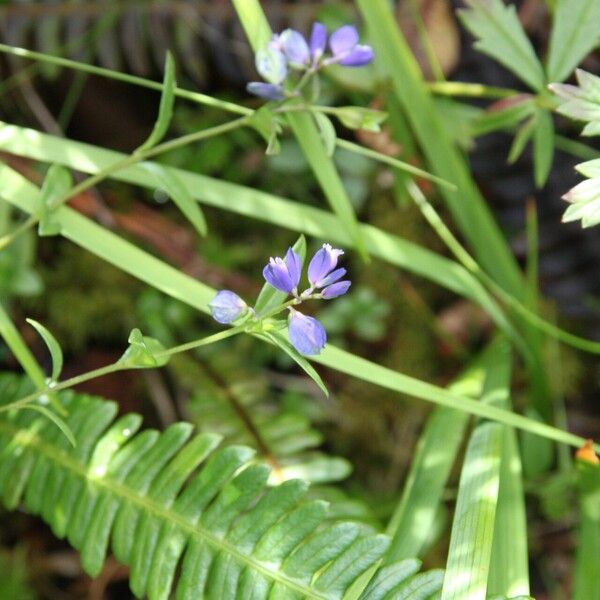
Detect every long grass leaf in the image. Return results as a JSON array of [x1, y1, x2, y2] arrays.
[[0, 123, 514, 341], [356, 0, 523, 296], [0, 163, 588, 449], [385, 352, 490, 562], [441, 337, 510, 600]]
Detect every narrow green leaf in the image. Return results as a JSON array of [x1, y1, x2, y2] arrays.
[[0, 124, 516, 342], [546, 0, 600, 83], [141, 163, 207, 236], [313, 112, 337, 158], [254, 235, 306, 316], [533, 109, 554, 188], [38, 164, 72, 236], [248, 106, 282, 156], [471, 100, 535, 137], [26, 318, 63, 382], [118, 328, 170, 368], [0, 163, 590, 449], [507, 116, 536, 164], [357, 0, 524, 295], [22, 404, 76, 447], [262, 331, 329, 398], [137, 51, 176, 152], [573, 462, 600, 600], [458, 0, 545, 91], [488, 429, 530, 598], [385, 348, 491, 562], [332, 107, 388, 132], [441, 338, 511, 600]]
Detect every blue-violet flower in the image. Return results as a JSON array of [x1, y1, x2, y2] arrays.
[[308, 243, 345, 287], [247, 45, 288, 100], [209, 290, 248, 324], [321, 280, 351, 299], [309, 22, 327, 63], [288, 309, 327, 355], [263, 247, 302, 294], [328, 25, 374, 66]]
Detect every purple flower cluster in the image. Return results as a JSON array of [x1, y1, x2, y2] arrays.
[[247, 23, 374, 100], [208, 243, 351, 356]]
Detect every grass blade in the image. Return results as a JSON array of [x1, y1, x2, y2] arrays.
[[385, 352, 489, 562], [440, 337, 510, 600], [0, 163, 589, 450], [0, 123, 515, 343]]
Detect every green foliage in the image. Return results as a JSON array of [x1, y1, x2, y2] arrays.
[[458, 0, 545, 91], [546, 0, 600, 83], [0, 374, 440, 599], [37, 164, 72, 236]]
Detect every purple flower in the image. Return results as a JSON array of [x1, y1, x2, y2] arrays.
[[308, 244, 345, 287], [247, 45, 287, 100], [263, 247, 303, 294], [322, 280, 351, 299], [279, 29, 310, 68], [328, 25, 374, 67], [288, 309, 327, 355], [310, 22, 327, 62], [246, 82, 286, 100], [209, 290, 248, 324]]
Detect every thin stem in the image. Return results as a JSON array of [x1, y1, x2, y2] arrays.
[[0, 215, 37, 251], [26, 115, 250, 231], [405, 181, 600, 355], [0, 44, 252, 117], [426, 81, 520, 99]]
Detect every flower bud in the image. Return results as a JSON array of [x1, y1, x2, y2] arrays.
[[209, 290, 247, 324], [288, 309, 327, 355]]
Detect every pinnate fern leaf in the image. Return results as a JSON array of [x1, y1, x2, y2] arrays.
[[0, 374, 440, 599]]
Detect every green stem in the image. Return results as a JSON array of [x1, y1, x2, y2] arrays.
[[425, 81, 520, 99], [335, 138, 457, 191], [406, 181, 600, 355], [28, 116, 250, 231], [0, 43, 252, 117], [0, 324, 247, 414], [0, 215, 36, 250]]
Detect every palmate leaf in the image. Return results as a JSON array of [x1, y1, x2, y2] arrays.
[[457, 0, 545, 91], [0, 373, 440, 600]]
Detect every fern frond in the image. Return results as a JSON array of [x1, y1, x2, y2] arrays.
[[0, 373, 440, 599]]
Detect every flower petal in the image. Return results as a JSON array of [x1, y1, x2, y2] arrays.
[[310, 22, 327, 59], [317, 267, 346, 288], [288, 310, 327, 355], [308, 243, 344, 286], [246, 82, 285, 100], [321, 280, 351, 299], [329, 25, 359, 56], [263, 257, 294, 293], [209, 290, 247, 323], [339, 45, 374, 66], [280, 29, 310, 67], [285, 248, 302, 289], [255, 46, 287, 84]]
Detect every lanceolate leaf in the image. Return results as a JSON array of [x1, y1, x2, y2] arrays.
[[38, 164, 72, 236], [0, 373, 442, 600], [532, 109, 554, 188], [458, 0, 545, 91], [546, 0, 600, 83], [137, 51, 176, 152], [26, 318, 63, 382], [141, 162, 207, 236], [262, 331, 329, 398]]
